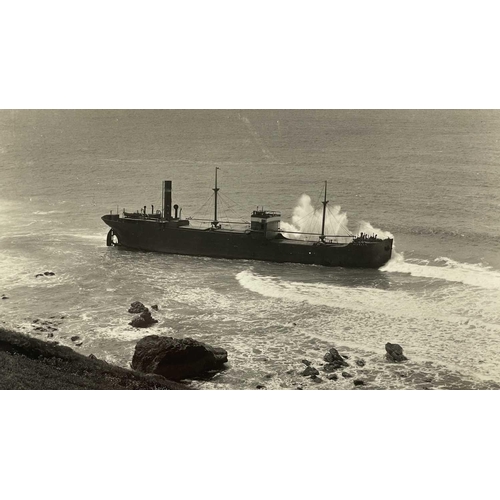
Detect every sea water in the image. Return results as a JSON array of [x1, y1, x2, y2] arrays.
[[1, 110, 499, 389]]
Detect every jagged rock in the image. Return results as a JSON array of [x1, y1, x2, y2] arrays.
[[129, 309, 158, 328], [327, 373, 338, 381], [322, 363, 339, 373], [385, 343, 408, 362], [341, 371, 353, 378], [353, 379, 365, 386], [131, 335, 228, 381], [128, 301, 148, 314], [256, 385, 266, 390], [301, 359, 311, 366], [151, 304, 159, 311], [71, 336, 81, 342], [323, 348, 349, 369], [356, 359, 366, 367], [88, 353, 97, 360], [301, 366, 319, 377]]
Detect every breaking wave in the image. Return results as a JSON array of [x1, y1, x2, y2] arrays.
[[381, 254, 500, 290]]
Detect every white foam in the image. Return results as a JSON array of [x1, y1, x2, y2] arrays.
[[382, 253, 500, 290], [32, 210, 65, 215]]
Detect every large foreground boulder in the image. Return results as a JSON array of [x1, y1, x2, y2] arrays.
[[131, 335, 228, 381], [385, 343, 408, 362]]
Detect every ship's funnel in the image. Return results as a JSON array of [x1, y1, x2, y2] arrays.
[[162, 180, 172, 220]]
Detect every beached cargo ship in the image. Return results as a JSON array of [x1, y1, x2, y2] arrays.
[[102, 170, 393, 268]]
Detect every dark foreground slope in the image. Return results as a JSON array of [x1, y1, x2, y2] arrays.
[[0, 327, 187, 390]]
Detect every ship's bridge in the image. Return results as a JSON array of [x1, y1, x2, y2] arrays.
[[251, 209, 281, 238]]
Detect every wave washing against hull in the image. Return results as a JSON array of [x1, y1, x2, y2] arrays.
[[280, 194, 350, 242], [280, 194, 394, 245]]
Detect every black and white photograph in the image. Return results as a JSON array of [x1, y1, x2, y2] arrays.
[[1, 109, 499, 391], [1, 2, 498, 499]]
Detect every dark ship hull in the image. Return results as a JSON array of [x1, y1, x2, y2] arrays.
[[102, 215, 393, 268]]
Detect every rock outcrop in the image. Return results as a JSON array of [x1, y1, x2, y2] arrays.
[[385, 343, 408, 362], [301, 366, 319, 377], [128, 301, 148, 314], [129, 309, 158, 328], [131, 335, 228, 381], [323, 347, 349, 370]]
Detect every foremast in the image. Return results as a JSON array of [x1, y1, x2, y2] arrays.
[[212, 167, 220, 228], [320, 180, 328, 242]]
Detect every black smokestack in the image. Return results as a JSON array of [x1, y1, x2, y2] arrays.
[[162, 180, 172, 220]]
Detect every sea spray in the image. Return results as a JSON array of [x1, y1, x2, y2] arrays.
[[280, 194, 350, 241], [280, 194, 394, 245]]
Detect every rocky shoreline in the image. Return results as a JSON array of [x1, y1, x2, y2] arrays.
[[2, 299, 499, 390], [0, 326, 188, 390]]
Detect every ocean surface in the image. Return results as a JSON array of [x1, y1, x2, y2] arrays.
[[1, 109, 499, 389]]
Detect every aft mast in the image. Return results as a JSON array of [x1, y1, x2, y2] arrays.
[[212, 167, 220, 228], [320, 180, 328, 242]]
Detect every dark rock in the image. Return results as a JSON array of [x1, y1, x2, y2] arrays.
[[342, 355, 349, 359], [131, 335, 228, 381], [1, 295, 8, 300], [341, 371, 353, 378], [264, 373, 273, 379], [301, 359, 311, 366], [71, 336, 81, 342], [33, 319, 40, 324], [327, 373, 338, 381], [385, 343, 408, 362], [353, 379, 365, 386], [292, 322, 297, 326], [35, 274, 44, 278], [285, 369, 295, 375], [88, 353, 98, 360], [46, 333, 54, 338], [256, 385, 266, 390], [296, 386, 303, 390], [75, 341, 83, 347], [323, 348, 349, 369], [128, 301, 148, 314], [301, 366, 319, 377], [322, 363, 339, 373], [356, 359, 366, 367], [151, 304, 159, 311], [311, 376, 323, 383], [129, 309, 158, 328], [43, 272, 55, 276], [60, 316, 66, 319]]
